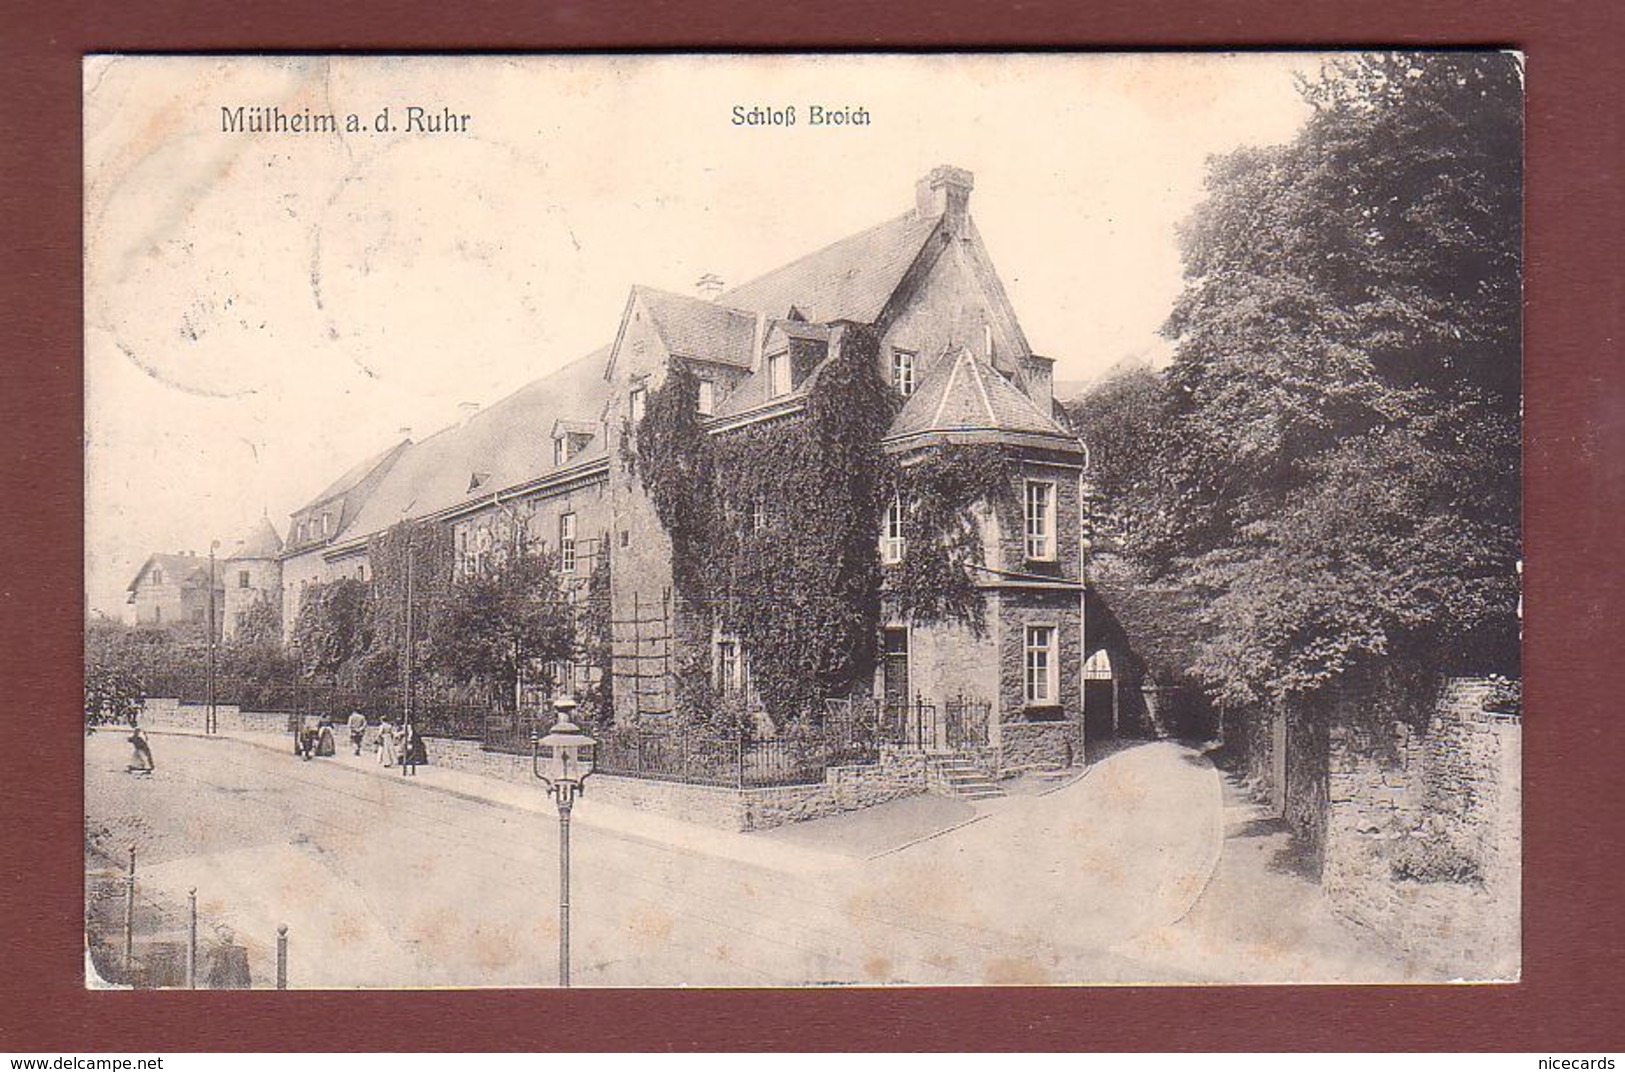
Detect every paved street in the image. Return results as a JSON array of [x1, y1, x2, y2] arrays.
[[84, 730, 1403, 986]]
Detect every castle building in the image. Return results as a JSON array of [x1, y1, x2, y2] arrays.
[[278, 167, 1103, 766]]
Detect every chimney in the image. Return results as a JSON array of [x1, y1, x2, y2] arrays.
[[915, 165, 974, 233], [696, 273, 725, 302], [458, 402, 480, 423]]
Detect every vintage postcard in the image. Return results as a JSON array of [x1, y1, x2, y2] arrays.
[[83, 52, 1522, 988]]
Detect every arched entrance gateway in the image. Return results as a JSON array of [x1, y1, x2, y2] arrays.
[[1082, 648, 1118, 753]]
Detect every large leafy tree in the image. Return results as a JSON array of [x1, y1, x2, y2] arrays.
[[1079, 52, 1522, 706], [423, 547, 575, 710], [290, 577, 373, 679]]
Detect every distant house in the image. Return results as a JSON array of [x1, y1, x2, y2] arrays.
[[221, 516, 284, 642], [278, 167, 1105, 767], [126, 552, 224, 640]]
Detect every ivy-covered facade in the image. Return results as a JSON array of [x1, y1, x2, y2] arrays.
[[275, 166, 1098, 766]]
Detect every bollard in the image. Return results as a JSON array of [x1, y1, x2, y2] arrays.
[[186, 888, 197, 989], [276, 924, 288, 989], [123, 844, 136, 984]]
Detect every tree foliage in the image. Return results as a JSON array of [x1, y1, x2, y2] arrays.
[[289, 577, 373, 679], [638, 327, 901, 721], [231, 592, 283, 651], [421, 547, 575, 710], [1072, 52, 1522, 706]]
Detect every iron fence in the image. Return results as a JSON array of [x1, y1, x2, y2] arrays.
[[138, 670, 495, 740]]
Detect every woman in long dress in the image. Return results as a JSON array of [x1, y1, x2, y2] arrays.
[[377, 717, 396, 766]]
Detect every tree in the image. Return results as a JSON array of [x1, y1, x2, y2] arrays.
[[423, 547, 575, 710], [231, 592, 283, 651], [1080, 52, 1522, 706], [289, 577, 373, 679]]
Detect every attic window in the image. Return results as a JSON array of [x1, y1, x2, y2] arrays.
[[697, 379, 715, 416], [892, 348, 916, 398], [468, 472, 491, 493], [766, 351, 790, 398], [151, 568, 164, 585], [554, 436, 568, 467]]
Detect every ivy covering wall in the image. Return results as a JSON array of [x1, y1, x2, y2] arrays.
[[637, 325, 1019, 723]]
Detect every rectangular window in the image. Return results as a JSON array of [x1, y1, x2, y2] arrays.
[[697, 379, 715, 416], [559, 512, 577, 575], [891, 348, 916, 398], [881, 493, 906, 564], [630, 386, 647, 425], [1024, 625, 1057, 705], [554, 436, 567, 466], [767, 351, 790, 398], [1025, 480, 1056, 561], [237, 570, 250, 589], [751, 496, 767, 533], [715, 636, 741, 696]]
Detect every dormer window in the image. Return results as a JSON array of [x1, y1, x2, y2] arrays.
[[630, 386, 648, 425], [766, 350, 790, 398], [892, 349, 916, 398], [697, 379, 715, 416], [554, 436, 568, 467]]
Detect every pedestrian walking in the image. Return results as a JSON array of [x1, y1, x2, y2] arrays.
[[391, 721, 408, 775], [377, 717, 396, 767], [315, 717, 336, 757], [347, 710, 367, 756], [126, 725, 155, 774], [402, 723, 427, 776]]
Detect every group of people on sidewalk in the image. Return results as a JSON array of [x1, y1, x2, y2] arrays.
[[294, 712, 428, 774], [374, 716, 429, 775]]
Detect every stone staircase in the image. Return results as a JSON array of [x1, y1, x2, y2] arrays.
[[929, 754, 1006, 800]]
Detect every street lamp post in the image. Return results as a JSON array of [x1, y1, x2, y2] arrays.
[[532, 696, 595, 988], [206, 540, 220, 735]]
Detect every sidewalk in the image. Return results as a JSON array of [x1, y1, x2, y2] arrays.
[[146, 724, 904, 875]]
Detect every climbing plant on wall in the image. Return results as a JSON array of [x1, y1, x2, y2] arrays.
[[637, 325, 1022, 722], [882, 443, 1014, 635]]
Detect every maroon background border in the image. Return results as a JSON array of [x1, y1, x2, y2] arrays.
[[3, 1, 1622, 1053]]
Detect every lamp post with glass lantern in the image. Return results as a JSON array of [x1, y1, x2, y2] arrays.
[[532, 695, 595, 987]]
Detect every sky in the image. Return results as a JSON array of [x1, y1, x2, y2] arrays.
[[84, 52, 1328, 620]]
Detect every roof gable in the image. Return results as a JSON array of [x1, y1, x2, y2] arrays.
[[635, 286, 758, 368], [128, 553, 213, 592], [718, 211, 942, 324], [333, 346, 612, 543], [888, 348, 1074, 444]]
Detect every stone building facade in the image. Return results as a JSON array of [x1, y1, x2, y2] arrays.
[[220, 516, 284, 642], [275, 166, 1102, 768], [125, 551, 223, 640]]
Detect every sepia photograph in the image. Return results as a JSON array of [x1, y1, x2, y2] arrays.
[[82, 52, 1523, 989]]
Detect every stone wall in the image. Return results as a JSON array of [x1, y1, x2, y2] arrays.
[[425, 736, 928, 832], [137, 698, 293, 736], [1322, 678, 1521, 979], [996, 720, 1081, 773]]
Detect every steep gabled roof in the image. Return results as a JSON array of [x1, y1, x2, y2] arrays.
[[225, 516, 283, 561], [296, 439, 408, 513], [635, 286, 758, 368], [127, 553, 214, 593], [718, 211, 941, 323], [334, 347, 612, 543], [888, 348, 1076, 445]]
